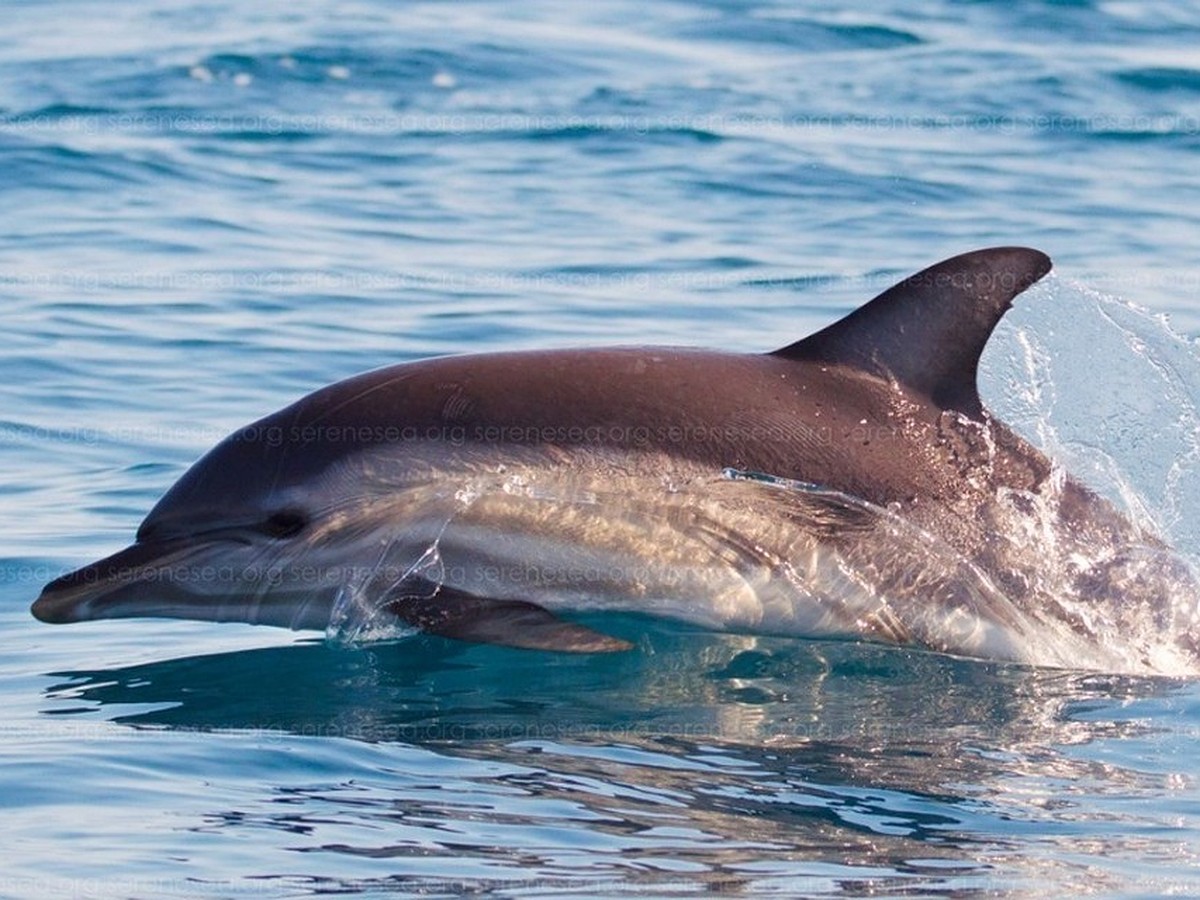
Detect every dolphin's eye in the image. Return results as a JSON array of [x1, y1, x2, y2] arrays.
[[263, 510, 307, 539]]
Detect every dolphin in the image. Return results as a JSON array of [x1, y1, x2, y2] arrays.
[[31, 248, 1200, 671]]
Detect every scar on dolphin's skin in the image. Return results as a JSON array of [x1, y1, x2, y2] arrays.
[[32, 248, 1200, 673]]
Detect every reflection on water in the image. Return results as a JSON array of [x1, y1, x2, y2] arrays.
[[42, 616, 1118, 744], [40, 621, 1196, 894]]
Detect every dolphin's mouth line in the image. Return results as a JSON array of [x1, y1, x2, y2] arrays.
[[32, 537, 244, 624]]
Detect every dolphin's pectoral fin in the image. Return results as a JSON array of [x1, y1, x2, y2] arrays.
[[385, 579, 633, 653]]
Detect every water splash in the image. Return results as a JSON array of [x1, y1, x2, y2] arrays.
[[721, 469, 1193, 674], [325, 473, 523, 644], [325, 479, 487, 643], [326, 542, 443, 644], [981, 277, 1200, 674], [985, 277, 1200, 555]]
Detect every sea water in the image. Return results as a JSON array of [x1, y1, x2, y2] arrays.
[[3, 1, 1200, 896]]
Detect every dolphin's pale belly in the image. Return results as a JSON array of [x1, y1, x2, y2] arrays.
[[314, 458, 1200, 673], [326, 467, 1077, 666]]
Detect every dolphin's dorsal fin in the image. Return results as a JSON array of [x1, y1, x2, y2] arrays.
[[771, 247, 1052, 418]]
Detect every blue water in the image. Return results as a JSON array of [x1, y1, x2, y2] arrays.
[[4, 1, 1200, 895]]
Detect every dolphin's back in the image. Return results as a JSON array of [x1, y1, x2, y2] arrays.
[[141, 249, 1057, 545]]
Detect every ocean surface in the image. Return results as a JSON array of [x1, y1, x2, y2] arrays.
[[4, 1, 1200, 896]]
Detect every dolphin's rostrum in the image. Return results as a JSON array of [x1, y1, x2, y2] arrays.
[[32, 248, 1200, 673]]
